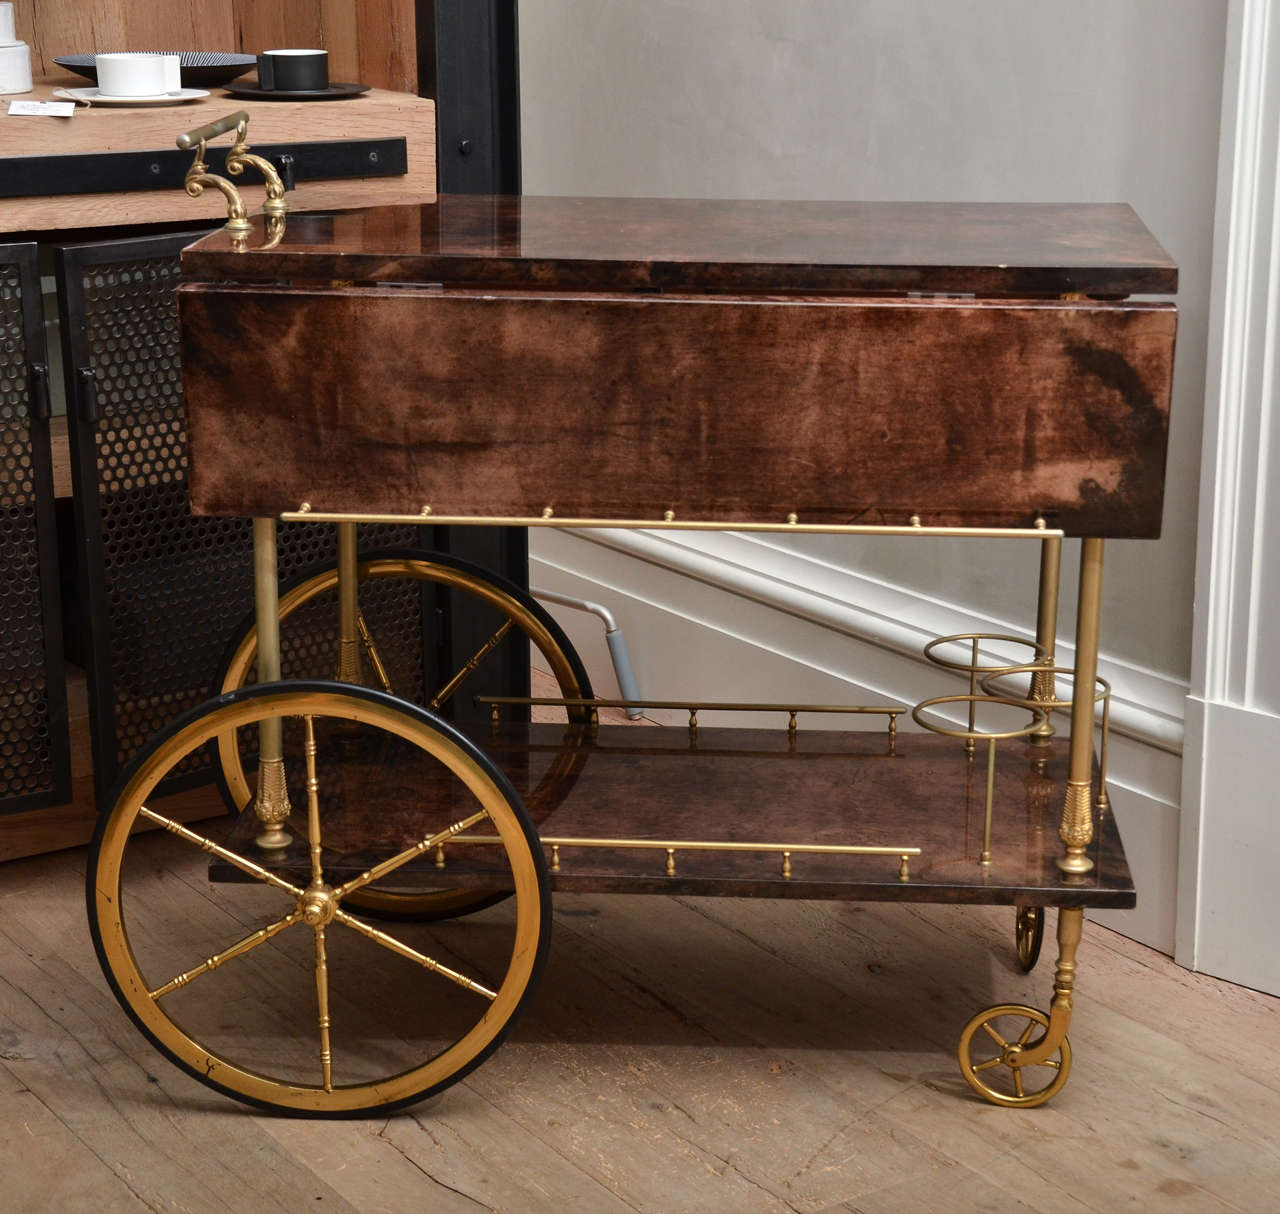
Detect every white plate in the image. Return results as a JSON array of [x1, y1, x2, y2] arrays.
[[53, 86, 209, 105]]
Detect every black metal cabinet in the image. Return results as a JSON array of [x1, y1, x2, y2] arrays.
[[55, 230, 421, 803], [49, 229, 525, 807], [0, 242, 71, 814]]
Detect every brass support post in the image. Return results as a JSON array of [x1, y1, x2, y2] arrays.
[[981, 738, 996, 865], [1015, 907, 1083, 1066], [1057, 538, 1104, 874], [334, 521, 363, 684], [253, 517, 291, 850], [1031, 535, 1062, 741]]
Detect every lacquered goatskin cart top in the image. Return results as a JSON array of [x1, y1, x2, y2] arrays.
[[178, 196, 1178, 536]]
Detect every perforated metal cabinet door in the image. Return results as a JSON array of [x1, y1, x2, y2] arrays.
[[0, 243, 72, 815], [56, 231, 426, 806]]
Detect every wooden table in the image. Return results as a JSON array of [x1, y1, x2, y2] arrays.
[[0, 74, 436, 232]]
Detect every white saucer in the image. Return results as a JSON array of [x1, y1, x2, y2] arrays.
[[54, 86, 209, 106]]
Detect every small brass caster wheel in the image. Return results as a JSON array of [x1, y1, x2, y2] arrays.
[[1015, 905, 1045, 972], [957, 1004, 1071, 1108]]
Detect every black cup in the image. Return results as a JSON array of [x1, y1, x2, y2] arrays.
[[257, 49, 329, 92]]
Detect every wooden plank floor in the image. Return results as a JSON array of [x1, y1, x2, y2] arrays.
[[2, 838, 1277, 1213]]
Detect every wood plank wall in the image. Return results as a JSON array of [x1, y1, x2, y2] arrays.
[[8, 0, 417, 93]]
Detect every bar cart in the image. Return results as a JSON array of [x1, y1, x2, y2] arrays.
[[85, 117, 1177, 1118]]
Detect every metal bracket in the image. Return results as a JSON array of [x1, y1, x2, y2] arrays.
[[0, 139, 408, 201]]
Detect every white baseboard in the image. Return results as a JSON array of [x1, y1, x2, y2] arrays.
[[1178, 697, 1280, 990], [529, 528, 1185, 955]]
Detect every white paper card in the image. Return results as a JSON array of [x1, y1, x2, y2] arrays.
[[7, 100, 76, 117]]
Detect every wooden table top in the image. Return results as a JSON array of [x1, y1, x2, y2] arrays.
[[182, 196, 1177, 295], [0, 74, 436, 233]]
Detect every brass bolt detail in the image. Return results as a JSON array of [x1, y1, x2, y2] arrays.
[[663, 509, 675, 522], [300, 884, 337, 927], [787, 512, 798, 525], [541, 506, 554, 519]]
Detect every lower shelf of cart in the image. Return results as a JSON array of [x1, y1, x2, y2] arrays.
[[216, 723, 1134, 908]]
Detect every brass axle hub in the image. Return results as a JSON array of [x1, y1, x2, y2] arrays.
[[301, 883, 339, 926]]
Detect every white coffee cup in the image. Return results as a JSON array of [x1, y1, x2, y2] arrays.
[[95, 52, 179, 97]]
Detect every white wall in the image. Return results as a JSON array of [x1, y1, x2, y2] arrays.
[[518, 1, 1228, 953], [521, 0, 1224, 680]]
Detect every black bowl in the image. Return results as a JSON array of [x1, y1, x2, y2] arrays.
[[54, 52, 257, 89]]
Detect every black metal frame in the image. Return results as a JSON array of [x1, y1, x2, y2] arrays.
[[0, 242, 73, 814], [0, 139, 409, 201], [418, 0, 521, 195], [57, 227, 225, 805]]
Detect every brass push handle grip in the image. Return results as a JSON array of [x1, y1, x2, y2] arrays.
[[175, 112, 287, 238], [176, 110, 251, 150]]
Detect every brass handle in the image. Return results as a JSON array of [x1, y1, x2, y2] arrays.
[[175, 111, 287, 236], [176, 110, 251, 150]]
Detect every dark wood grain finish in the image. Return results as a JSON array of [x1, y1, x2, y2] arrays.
[[182, 284, 1175, 536], [217, 724, 1133, 908], [181, 198, 1178, 296]]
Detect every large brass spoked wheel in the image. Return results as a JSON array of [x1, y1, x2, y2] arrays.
[[1015, 906, 1045, 972], [213, 550, 592, 921], [957, 1004, 1071, 1108], [88, 682, 550, 1116]]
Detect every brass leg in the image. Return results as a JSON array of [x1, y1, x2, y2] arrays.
[[253, 516, 291, 850], [958, 907, 1080, 1107], [1057, 538, 1103, 875], [334, 521, 363, 683], [1031, 535, 1062, 742]]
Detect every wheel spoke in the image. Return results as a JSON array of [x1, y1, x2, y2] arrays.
[[1037, 1058, 1062, 1070], [333, 809, 490, 898], [1017, 1020, 1038, 1047], [314, 925, 334, 1091], [1013, 1068, 1025, 1099], [333, 909, 497, 999], [972, 1057, 1004, 1072], [356, 612, 394, 695], [981, 1021, 1008, 1048], [427, 620, 514, 710], [138, 806, 305, 899], [148, 910, 302, 999], [303, 715, 324, 886]]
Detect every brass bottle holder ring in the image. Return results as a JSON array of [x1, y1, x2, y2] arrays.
[[979, 664, 1113, 811], [175, 110, 288, 237], [922, 632, 1048, 675], [922, 633, 1049, 756], [911, 693, 1048, 867]]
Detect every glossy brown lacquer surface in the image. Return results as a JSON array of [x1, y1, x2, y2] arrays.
[[181, 197, 1177, 296], [217, 724, 1132, 906], [182, 284, 1175, 535]]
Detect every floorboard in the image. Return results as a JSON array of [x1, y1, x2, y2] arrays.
[[1, 843, 1277, 1213]]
